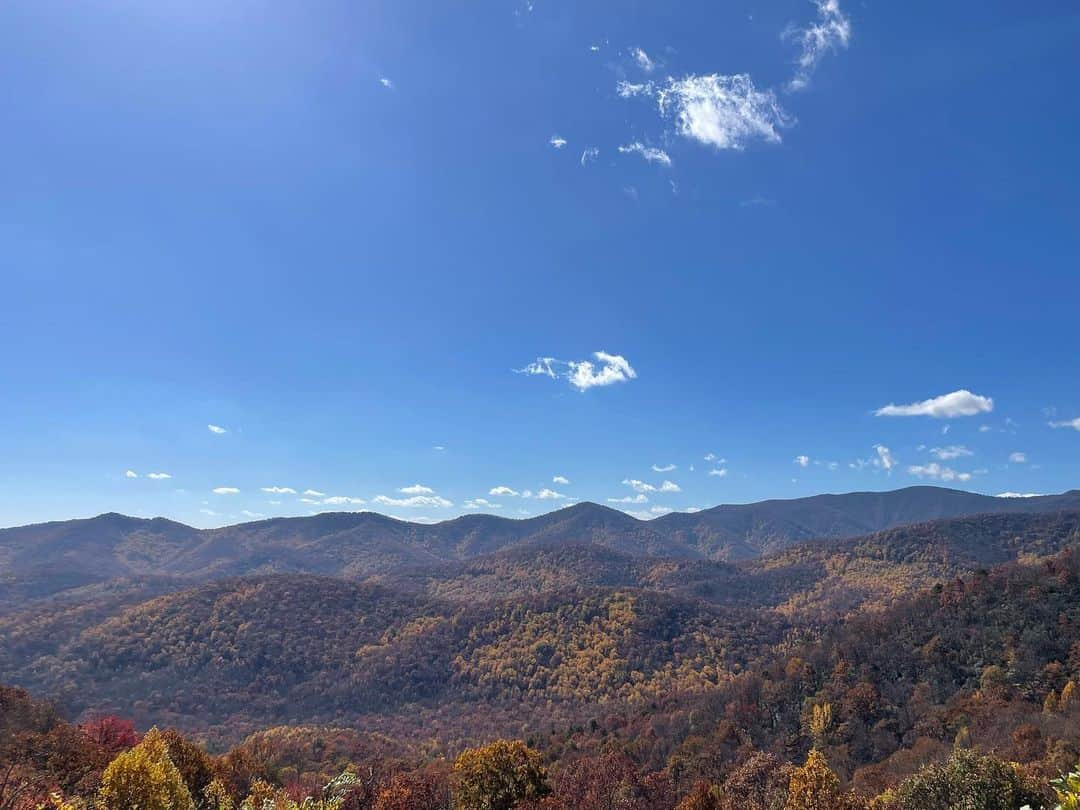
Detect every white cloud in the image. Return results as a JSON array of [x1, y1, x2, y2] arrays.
[[907, 462, 971, 483], [786, 0, 852, 91], [303, 489, 326, 497], [656, 74, 790, 151], [996, 492, 1044, 498], [979, 425, 992, 433], [873, 444, 897, 472], [464, 498, 501, 510], [618, 142, 672, 167], [1050, 417, 1080, 431], [617, 81, 654, 98], [208, 424, 227, 434], [650, 505, 674, 516], [125, 470, 139, 479], [489, 486, 519, 497], [875, 389, 993, 418], [659, 480, 681, 493], [623, 478, 656, 493], [1008, 451, 1028, 464], [794, 455, 810, 468], [372, 494, 453, 508], [520, 489, 534, 498], [379, 77, 393, 89], [261, 486, 297, 495], [241, 510, 266, 519], [321, 496, 366, 506], [549, 135, 567, 149], [536, 488, 567, 500], [399, 484, 435, 495], [608, 494, 648, 504], [651, 463, 676, 473], [199, 508, 218, 516], [517, 351, 637, 392], [433, 445, 446, 451], [631, 47, 656, 73], [147, 472, 172, 480], [552, 475, 570, 485], [580, 147, 600, 166], [213, 487, 240, 495], [704, 453, 725, 463], [708, 467, 729, 477], [929, 445, 973, 461]]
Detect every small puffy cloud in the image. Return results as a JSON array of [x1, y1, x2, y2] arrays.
[[536, 488, 567, 500], [464, 498, 501, 510], [875, 389, 993, 418], [517, 351, 637, 392], [372, 494, 453, 508], [379, 76, 393, 89], [303, 489, 326, 497], [213, 487, 240, 495], [1050, 417, 1080, 431], [623, 478, 656, 493], [549, 135, 567, 149], [652, 463, 676, 473], [552, 475, 570, 485], [208, 424, 227, 434], [930, 445, 973, 460], [147, 472, 172, 480], [659, 480, 681, 493], [399, 484, 435, 495], [1008, 451, 1028, 464], [704, 453, 726, 463], [321, 496, 366, 506], [617, 81, 654, 98], [794, 455, 810, 468], [907, 463, 971, 482], [125, 470, 139, 479], [631, 47, 656, 73], [618, 142, 672, 167], [786, 0, 852, 91], [580, 147, 600, 166], [997, 492, 1044, 498], [261, 486, 297, 495], [708, 467, 729, 477], [608, 494, 648, 504], [656, 74, 790, 151], [979, 425, 992, 433], [489, 486, 519, 497], [873, 444, 897, 471]]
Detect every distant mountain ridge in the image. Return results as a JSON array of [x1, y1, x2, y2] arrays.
[[2, 485, 1079, 605]]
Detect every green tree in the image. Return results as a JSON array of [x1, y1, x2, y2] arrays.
[[97, 727, 196, 810], [453, 740, 549, 810], [885, 748, 1045, 810]]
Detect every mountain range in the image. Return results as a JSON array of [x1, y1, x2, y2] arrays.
[[3, 485, 1079, 607]]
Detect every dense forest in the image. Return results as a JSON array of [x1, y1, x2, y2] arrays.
[[5, 508, 1080, 807]]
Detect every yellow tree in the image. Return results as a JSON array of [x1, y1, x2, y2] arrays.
[[785, 750, 865, 810], [97, 728, 196, 810], [452, 740, 549, 810]]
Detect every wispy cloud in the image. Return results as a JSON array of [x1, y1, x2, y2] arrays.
[[907, 462, 971, 482], [399, 484, 434, 495], [785, 0, 852, 91], [207, 424, 227, 434], [303, 489, 326, 497], [464, 498, 501, 510], [580, 147, 599, 166], [651, 463, 676, 473], [1008, 451, 1028, 464], [929, 445, 973, 460], [321, 496, 366, 506], [125, 470, 139, 479], [875, 390, 993, 418], [489, 486, 519, 497], [622, 478, 679, 493], [631, 47, 657, 73], [549, 135, 567, 149], [212, 487, 240, 495], [261, 486, 296, 495], [873, 444, 897, 472], [708, 467, 728, 477], [552, 475, 570, 485], [618, 142, 672, 166], [608, 494, 648, 504], [1050, 417, 1080, 431], [794, 455, 810, 468], [147, 472, 172, 480], [656, 74, 791, 151], [516, 351, 637, 392], [372, 494, 453, 508], [242, 510, 266, 519], [997, 492, 1044, 498]]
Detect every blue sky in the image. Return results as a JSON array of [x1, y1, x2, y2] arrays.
[[2, 0, 1078, 528]]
